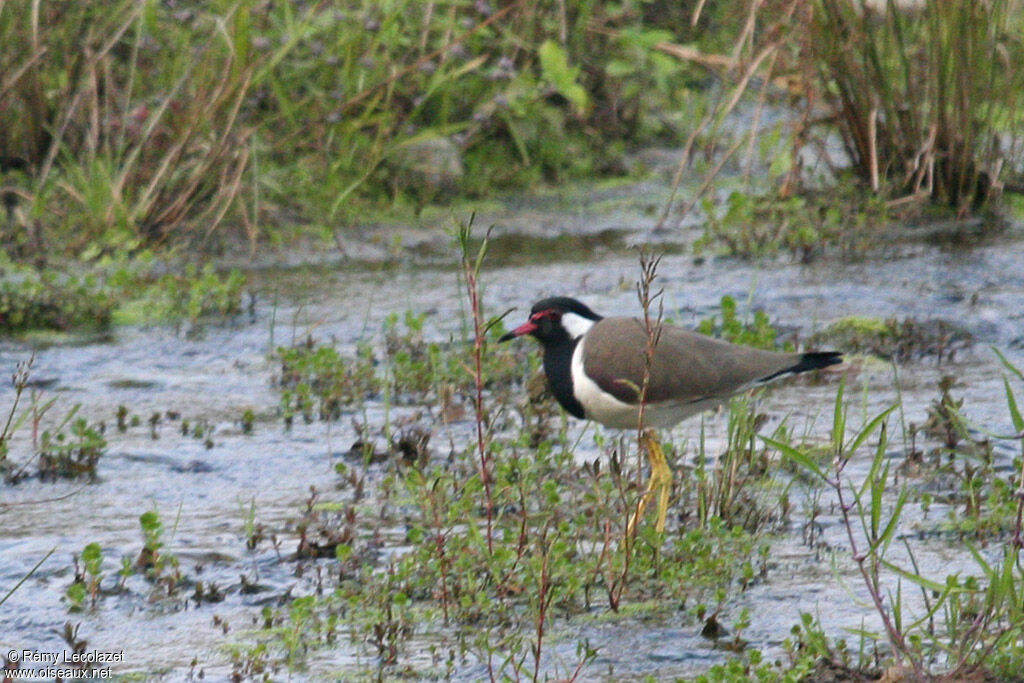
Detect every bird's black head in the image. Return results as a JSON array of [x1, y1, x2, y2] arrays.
[[498, 297, 603, 344]]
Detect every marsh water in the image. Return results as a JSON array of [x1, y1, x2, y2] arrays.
[[3, 186, 1024, 680]]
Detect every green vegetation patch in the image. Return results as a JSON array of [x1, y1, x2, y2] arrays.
[[811, 315, 973, 362], [110, 264, 248, 325], [697, 295, 794, 351], [0, 273, 114, 334], [1, 0, 719, 256], [696, 189, 892, 261], [0, 261, 247, 335]]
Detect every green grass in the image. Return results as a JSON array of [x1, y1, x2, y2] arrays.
[[1, 0, 716, 257]]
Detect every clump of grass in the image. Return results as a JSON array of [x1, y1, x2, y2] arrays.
[[811, 315, 973, 362], [1, 0, 722, 256], [695, 190, 891, 260], [0, 272, 113, 334], [802, 0, 1024, 215], [1, 0, 258, 250], [691, 395, 788, 535]]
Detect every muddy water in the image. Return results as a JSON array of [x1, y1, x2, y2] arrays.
[[2, 218, 1024, 680]]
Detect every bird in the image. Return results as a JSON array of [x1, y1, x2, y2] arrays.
[[499, 296, 842, 534]]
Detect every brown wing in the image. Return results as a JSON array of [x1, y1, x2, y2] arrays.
[[582, 317, 804, 405]]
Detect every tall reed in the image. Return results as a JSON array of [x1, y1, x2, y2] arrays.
[[804, 0, 1024, 214]]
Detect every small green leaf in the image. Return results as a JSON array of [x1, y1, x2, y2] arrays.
[[82, 543, 103, 576], [846, 404, 898, 456], [1003, 377, 1023, 432], [538, 40, 589, 115], [761, 436, 827, 482], [66, 582, 87, 607], [880, 559, 955, 594]]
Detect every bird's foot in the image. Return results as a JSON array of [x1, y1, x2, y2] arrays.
[[626, 431, 673, 536]]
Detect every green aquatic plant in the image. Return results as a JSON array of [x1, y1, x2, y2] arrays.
[[137, 509, 180, 589], [812, 316, 973, 362], [66, 542, 104, 611], [695, 190, 891, 260], [37, 412, 107, 482], [110, 263, 248, 324], [274, 339, 379, 425], [240, 236, 778, 680], [766, 368, 1024, 679], [698, 294, 793, 352]]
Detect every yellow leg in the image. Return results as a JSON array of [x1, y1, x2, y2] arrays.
[[626, 430, 673, 535]]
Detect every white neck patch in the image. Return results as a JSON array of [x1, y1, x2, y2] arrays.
[[561, 312, 596, 340]]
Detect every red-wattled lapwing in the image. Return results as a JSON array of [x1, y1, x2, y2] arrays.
[[499, 296, 842, 533]]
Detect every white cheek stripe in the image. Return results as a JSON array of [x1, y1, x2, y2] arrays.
[[561, 312, 595, 340]]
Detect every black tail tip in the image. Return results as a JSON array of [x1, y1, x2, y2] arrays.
[[793, 351, 844, 374]]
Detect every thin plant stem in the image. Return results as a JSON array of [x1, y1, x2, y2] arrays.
[[457, 217, 495, 555]]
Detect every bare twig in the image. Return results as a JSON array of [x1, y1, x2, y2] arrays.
[[634, 251, 665, 445]]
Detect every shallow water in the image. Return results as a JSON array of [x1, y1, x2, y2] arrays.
[[2, 207, 1024, 680]]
